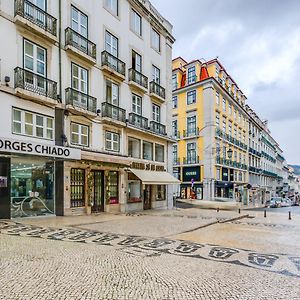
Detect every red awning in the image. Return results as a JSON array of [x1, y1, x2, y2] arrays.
[[200, 64, 209, 81]]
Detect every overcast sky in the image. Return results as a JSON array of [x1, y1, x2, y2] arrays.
[[151, 0, 300, 165]]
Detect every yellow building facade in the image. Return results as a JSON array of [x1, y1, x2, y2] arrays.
[[172, 57, 249, 202]]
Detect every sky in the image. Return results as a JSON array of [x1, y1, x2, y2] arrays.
[[150, 0, 300, 165]]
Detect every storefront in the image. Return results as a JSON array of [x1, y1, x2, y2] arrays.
[[180, 166, 202, 199], [126, 162, 180, 212], [0, 136, 81, 219], [215, 181, 234, 199]]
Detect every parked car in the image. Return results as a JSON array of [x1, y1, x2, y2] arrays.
[[269, 197, 282, 208], [280, 199, 291, 207]]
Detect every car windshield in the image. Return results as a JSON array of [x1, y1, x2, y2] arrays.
[[272, 198, 281, 201]]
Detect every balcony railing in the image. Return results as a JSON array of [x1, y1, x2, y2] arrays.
[[149, 121, 166, 135], [101, 51, 125, 76], [14, 0, 57, 36], [65, 27, 96, 60], [183, 127, 199, 137], [128, 113, 148, 130], [101, 102, 126, 123], [172, 130, 180, 139], [14, 67, 57, 100], [183, 156, 199, 165], [173, 158, 180, 166], [65, 88, 97, 113], [150, 81, 165, 99], [128, 68, 148, 89]]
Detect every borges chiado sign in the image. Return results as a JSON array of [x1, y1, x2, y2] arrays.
[[0, 137, 81, 160]]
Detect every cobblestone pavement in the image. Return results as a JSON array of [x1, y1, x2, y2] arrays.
[[1, 209, 300, 299]]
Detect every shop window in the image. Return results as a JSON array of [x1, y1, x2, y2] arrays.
[[70, 169, 85, 207], [11, 157, 54, 218], [156, 185, 166, 201], [128, 180, 141, 203], [128, 137, 141, 158], [143, 141, 153, 160], [12, 108, 54, 140], [155, 144, 164, 163], [108, 171, 118, 204], [71, 123, 89, 147]]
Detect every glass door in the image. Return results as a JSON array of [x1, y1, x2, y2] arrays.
[[90, 171, 104, 213]]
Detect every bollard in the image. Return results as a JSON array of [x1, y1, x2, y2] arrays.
[[264, 210, 267, 218], [289, 211, 291, 220], [238, 208, 241, 214], [217, 208, 219, 212]]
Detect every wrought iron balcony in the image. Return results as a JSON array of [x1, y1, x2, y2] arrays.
[[183, 156, 199, 165], [14, 67, 57, 100], [128, 113, 148, 130], [14, 0, 57, 36], [128, 68, 148, 90], [149, 81, 166, 99], [65, 88, 97, 113], [101, 102, 126, 123], [101, 51, 125, 77], [65, 27, 96, 60], [149, 121, 166, 135], [173, 158, 180, 166]]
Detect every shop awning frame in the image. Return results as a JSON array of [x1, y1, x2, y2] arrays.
[[129, 169, 180, 185]]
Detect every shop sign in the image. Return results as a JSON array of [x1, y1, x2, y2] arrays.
[[131, 162, 165, 172], [0, 137, 81, 160], [182, 166, 200, 182]]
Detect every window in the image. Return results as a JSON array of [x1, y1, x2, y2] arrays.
[[155, 144, 164, 162], [152, 65, 160, 84], [151, 28, 160, 52], [215, 68, 219, 79], [106, 80, 119, 106], [187, 90, 196, 105], [216, 91, 220, 106], [228, 122, 232, 136], [132, 94, 142, 115], [128, 180, 141, 203], [228, 103, 232, 115], [216, 168, 221, 180], [71, 6, 88, 37], [12, 108, 54, 140], [152, 104, 160, 122], [238, 112, 241, 123], [222, 119, 226, 132], [24, 40, 46, 77], [105, 31, 118, 57], [71, 123, 89, 146], [131, 9, 142, 36], [132, 50, 142, 72], [234, 109, 237, 120], [156, 185, 166, 201], [172, 120, 178, 138], [72, 63, 88, 94], [105, 131, 120, 152], [187, 142, 196, 163], [173, 145, 178, 164], [143, 141, 153, 160], [104, 0, 118, 16], [234, 127, 237, 139], [108, 171, 119, 204], [172, 96, 178, 109], [222, 98, 226, 111], [172, 74, 177, 90], [70, 169, 85, 207], [128, 137, 141, 158], [216, 112, 220, 128], [187, 116, 196, 135], [187, 66, 196, 84]]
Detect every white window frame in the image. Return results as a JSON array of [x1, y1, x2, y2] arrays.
[[105, 131, 120, 152], [131, 9, 142, 36], [71, 63, 88, 94], [106, 80, 119, 106], [216, 91, 220, 106], [12, 108, 54, 140], [105, 30, 118, 57], [132, 93, 142, 115], [71, 123, 89, 147], [104, 0, 118, 16], [152, 104, 160, 123], [151, 28, 160, 52], [187, 90, 196, 105], [172, 74, 177, 90], [152, 65, 160, 84], [71, 6, 88, 37], [172, 96, 178, 109]]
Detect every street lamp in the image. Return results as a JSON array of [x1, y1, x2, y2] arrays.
[[227, 148, 233, 160]]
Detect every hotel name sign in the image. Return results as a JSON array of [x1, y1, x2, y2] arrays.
[[0, 137, 81, 160], [131, 162, 165, 172]]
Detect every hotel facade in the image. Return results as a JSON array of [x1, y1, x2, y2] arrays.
[[0, 0, 178, 219]]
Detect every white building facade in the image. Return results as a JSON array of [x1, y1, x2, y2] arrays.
[[0, 0, 177, 219]]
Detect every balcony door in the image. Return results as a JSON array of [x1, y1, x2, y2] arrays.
[[23, 40, 46, 92], [152, 104, 160, 123], [105, 31, 118, 70], [71, 6, 88, 52], [25, 0, 46, 26], [71, 63, 88, 109], [132, 51, 142, 72], [152, 65, 160, 85]]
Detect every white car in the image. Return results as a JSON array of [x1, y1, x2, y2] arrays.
[[280, 199, 291, 207]]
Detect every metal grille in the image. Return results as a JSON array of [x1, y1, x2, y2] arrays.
[[70, 169, 85, 207]]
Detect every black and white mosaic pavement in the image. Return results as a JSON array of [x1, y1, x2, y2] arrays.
[[1, 220, 299, 278]]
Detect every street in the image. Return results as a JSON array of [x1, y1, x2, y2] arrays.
[[247, 206, 300, 214], [1, 207, 300, 300]]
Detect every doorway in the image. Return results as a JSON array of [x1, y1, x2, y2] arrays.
[[143, 185, 151, 210], [90, 171, 104, 213]]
